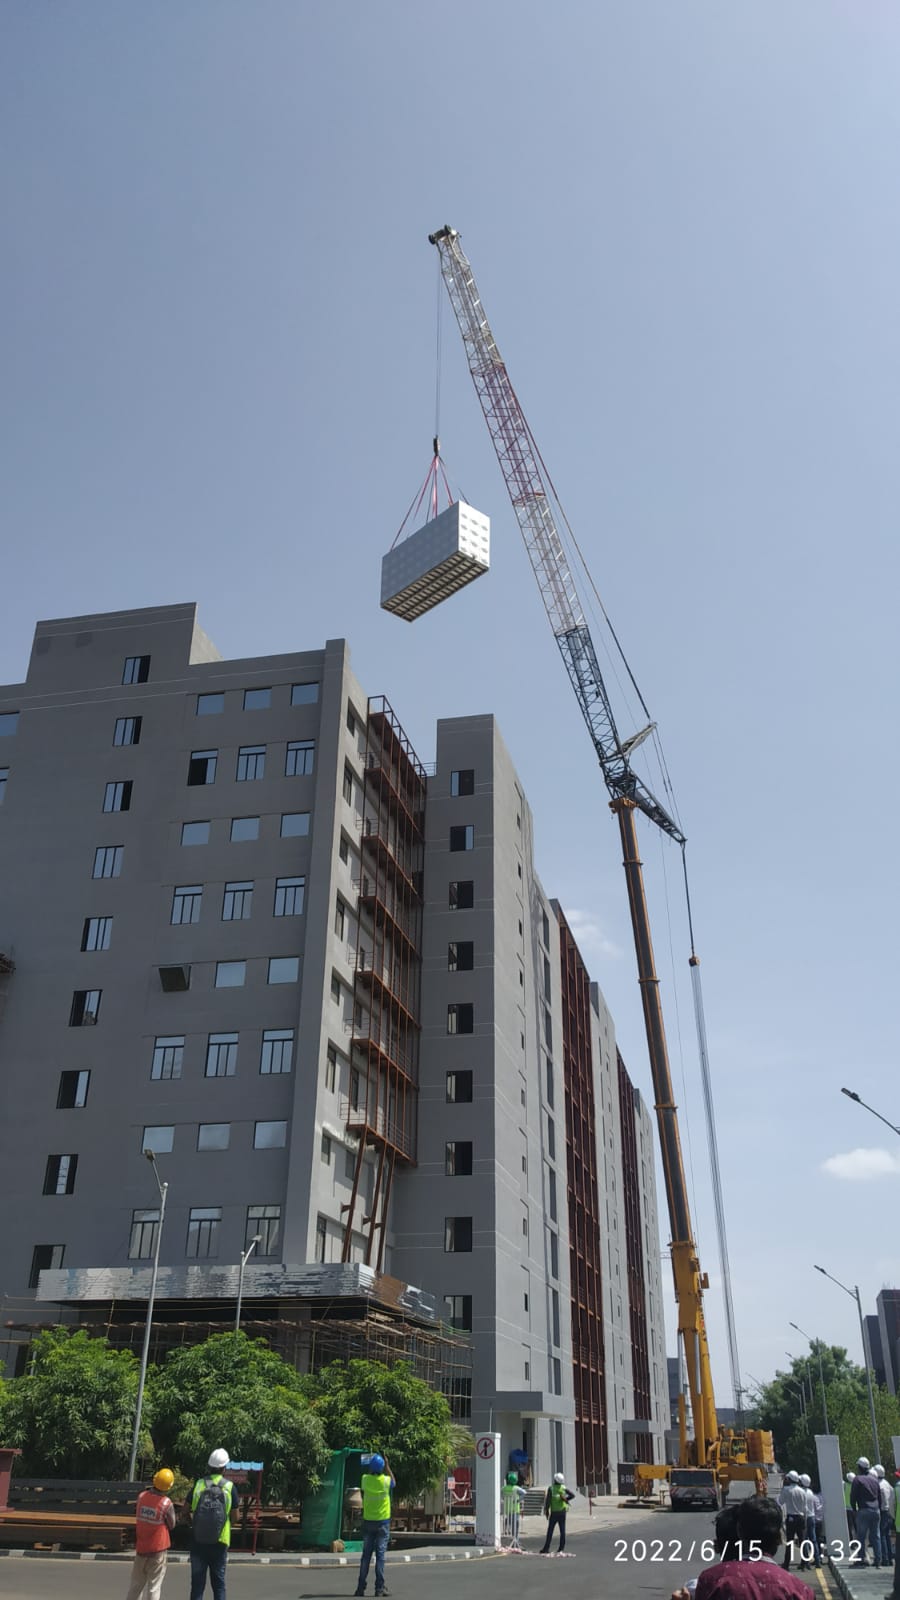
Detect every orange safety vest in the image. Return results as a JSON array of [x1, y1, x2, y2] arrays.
[[135, 1489, 174, 1554]]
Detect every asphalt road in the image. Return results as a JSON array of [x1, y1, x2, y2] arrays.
[[0, 1511, 830, 1600]]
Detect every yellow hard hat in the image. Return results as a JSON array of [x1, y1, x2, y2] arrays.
[[153, 1468, 175, 1493]]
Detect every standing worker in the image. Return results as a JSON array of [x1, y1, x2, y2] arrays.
[[777, 1471, 808, 1570], [124, 1467, 176, 1600], [501, 1471, 526, 1549], [850, 1456, 882, 1568], [799, 1474, 820, 1568], [875, 1466, 895, 1564], [540, 1471, 575, 1555], [189, 1448, 239, 1600], [845, 1470, 857, 1540], [354, 1451, 395, 1599]]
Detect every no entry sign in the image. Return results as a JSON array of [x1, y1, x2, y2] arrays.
[[476, 1436, 495, 1460]]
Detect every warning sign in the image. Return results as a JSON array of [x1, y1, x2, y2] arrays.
[[476, 1436, 495, 1460]]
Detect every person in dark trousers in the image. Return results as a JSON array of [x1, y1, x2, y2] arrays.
[[354, 1451, 395, 1598], [540, 1472, 574, 1554], [189, 1448, 239, 1600], [850, 1456, 883, 1567]]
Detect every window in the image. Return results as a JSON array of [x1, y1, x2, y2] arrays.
[[254, 1119, 287, 1149], [551, 1288, 561, 1347], [450, 769, 475, 796], [206, 1032, 238, 1077], [449, 880, 474, 910], [92, 844, 123, 878], [171, 884, 202, 925], [544, 1008, 553, 1049], [448, 941, 474, 972], [444, 1216, 473, 1252], [339, 834, 349, 863], [151, 1036, 184, 1081], [81, 915, 112, 951], [349, 1066, 361, 1110], [446, 1070, 473, 1103], [198, 1123, 230, 1151], [261, 1028, 293, 1074], [159, 963, 190, 992], [0, 713, 19, 737], [334, 898, 346, 939], [69, 989, 101, 1026], [553, 1357, 562, 1395], [325, 1043, 337, 1091], [222, 880, 253, 920], [321, 1132, 333, 1165], [544, 955, 552, 998], [443, 1294, 473, 1331], [268, 956, 299, 984], [243, 687, 271, 710], [445, 1141, 473, 1176], [315, 1215, 328, 1263], [545, 1055, 555, 1107], [231, 816, 259, 841], [548, 1169, 558, 1222], [447, 1003, 474, 1036], [103, 780, 132, 812], [181, 820, 210, 846], [346, 704, 357, 734], [547, 1118, 556, 1160], [0, 768, 7, 804], [280, 811, 310, 837], [196, 692, 224, 715], [330, 974, 342, 1005], [44, 1154, 77, 1195], [57, 1070, 90, 1108], [187, 750, 217, 785], [186, 1206, 221, 1258], [236, 744, 265, 781], [522, 1209, 529, 1238], [129, 1209, 159, 1259], [292, 682, 319, 706], [542, 909, 551, 947], [113, 715, 141, 746], [122, 655, 150, 685], [550, 1231, 559, 1280], [215, 960, 246, 988], [449, 825, 474, 852], [142, 1125, 174, 1155], [29, 1244, 65, 1288], [247, 1204, 280, 1255], [274, 876, 305, 916], [286, 740, 315, 777]]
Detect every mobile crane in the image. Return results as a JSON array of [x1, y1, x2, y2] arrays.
[[428, 226, 773, 1501]]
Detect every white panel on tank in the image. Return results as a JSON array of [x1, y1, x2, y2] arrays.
[[381, 501, 490, 622]]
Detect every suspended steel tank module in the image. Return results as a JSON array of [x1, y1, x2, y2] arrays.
[[380, 501, 490, 622]]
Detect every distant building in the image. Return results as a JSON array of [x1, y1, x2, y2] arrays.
[[876, 1292, 900, 1395], [864, 1314, 887, 1390]]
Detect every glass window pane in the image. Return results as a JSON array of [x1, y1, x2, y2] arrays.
[[215, 960, 246, 988], [291, 683, 319, 705], [142, 1125, 174, 1154], [231, 816, 260, 841], [181, 821, 210, 846], [243, 687, 271, 709], [0, 712, 20, 736], [254, 1119, 287, 1149], [280, 812, 310, 837], [267, 956, 299, 985], [196, 693, 224, 715], [198, 1123, 230, 1151]]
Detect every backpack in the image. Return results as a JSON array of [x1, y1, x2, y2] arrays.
[[192, 1479, 228, 1543]]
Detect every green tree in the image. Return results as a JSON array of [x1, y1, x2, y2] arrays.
[[755, 1344, 900, 1478], [149, 1332, 329, 1504], [0, 1328, 145, 1477], [302, 1359, 454, 1502]]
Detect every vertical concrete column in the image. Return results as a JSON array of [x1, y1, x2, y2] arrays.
[[475, 1433, 501, 1549], [815, 1433, 846, 1547]]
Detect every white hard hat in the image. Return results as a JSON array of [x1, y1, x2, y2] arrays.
[[553, 1472, 565, 1484], [874, 1465, 885, 1478], [846, 1472, 856, 1483], [208, 1448, 230, 1470], [857, 1457, 871, 1472], [786, 1470, 799, 1483], [799, 1474, 811, 1487]]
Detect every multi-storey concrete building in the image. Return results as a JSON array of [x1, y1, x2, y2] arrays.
[[0, 602, 666, 1489]]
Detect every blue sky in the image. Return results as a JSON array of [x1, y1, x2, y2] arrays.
[[5, 1, 900, 1403]]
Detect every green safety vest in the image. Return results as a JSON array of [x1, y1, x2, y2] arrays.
[[895, 1486, 900, 1533], [549, 1482, 569, 1513], [190, 1475, 235, 1546], [502, 1486, 522, 1514], [362, 1472, 392, 1522]]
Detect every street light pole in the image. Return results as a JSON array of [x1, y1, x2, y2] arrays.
[[840, 1087, 900, 1138], [814, 1265, 881, 1462], [128, 1151, 168, 1482], [235, 1235, 261, 1334], [790, 1321, 830, 1433], [786, 1352, 814, 1410]]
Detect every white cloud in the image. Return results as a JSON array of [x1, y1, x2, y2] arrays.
[[821, 1146, 900, 1182], [565, 909, 622, 961]]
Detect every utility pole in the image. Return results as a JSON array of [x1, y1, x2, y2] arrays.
[[814, 1265, 880, 1462], [790, 1321, 830, 1433], [235, 1235, 261, 1334], [128, 1151, 168, 1482]]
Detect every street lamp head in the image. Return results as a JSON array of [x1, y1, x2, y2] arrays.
[[841, 1088, 861, 1103], [252, 1234, 262, 1244], [144, 1149, 157, 1163], [814, 1265, 825, 1275]]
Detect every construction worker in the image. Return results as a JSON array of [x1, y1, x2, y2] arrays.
[[501, 1470, 526, 1549], [540, 1471, 574, 1555], [777, 1471, 808, 1570], [799, 1473, 819, 1568], [189, 1448, 239, 1600], [845, 1469, 857, 1540], [125, 1467, 176, 1600], [890, 1470, 900, 1600], [354, 1451, 395, 1598], [850, 1455, 882, 1567], [875, 1465, 895, 1563]]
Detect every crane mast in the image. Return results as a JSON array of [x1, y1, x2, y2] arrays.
[[429, 224, 720, 1470]]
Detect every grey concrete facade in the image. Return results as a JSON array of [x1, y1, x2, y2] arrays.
[[0, 602, 667, 1489]]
